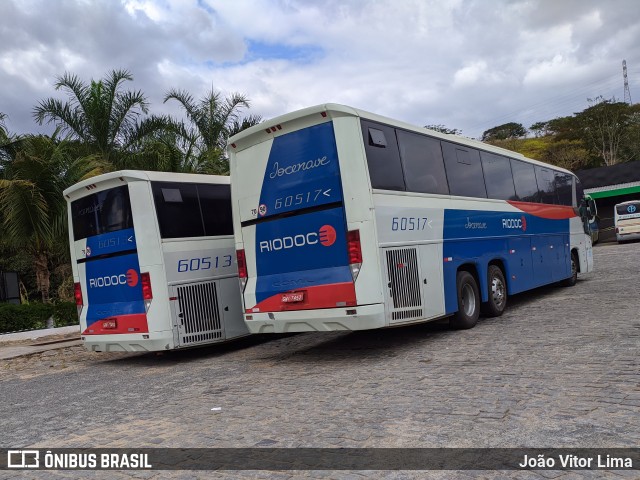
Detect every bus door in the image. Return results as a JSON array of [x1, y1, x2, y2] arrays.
[[72, 185, 148, 335], [237, 121, 356, 312]]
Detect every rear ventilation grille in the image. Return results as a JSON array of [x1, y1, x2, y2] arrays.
[[386, 247, 423, 320], [176, 281, 223, 345]]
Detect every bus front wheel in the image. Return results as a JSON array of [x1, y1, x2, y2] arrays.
[[481, 265, 507, 317], [450, 271, 480, 330]]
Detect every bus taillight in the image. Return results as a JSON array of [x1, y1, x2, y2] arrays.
[[74, 282, 83, 318], [347, 230, 362, 281], [236, 249, 248, 292], [141, 272, 153, 312]]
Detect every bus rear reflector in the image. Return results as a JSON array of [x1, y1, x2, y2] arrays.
[[74, 282, 83, 318], [347, 230, 362, 281], [74, 282, 83, 306], [237, 249, 248, 292], [141, 272, 153, 312], [141, 272, 152, 300]]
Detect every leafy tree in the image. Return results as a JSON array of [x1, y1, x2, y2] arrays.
[[33, 69, 170, 169], [481, 122, 527, 142], [576, 97, 638, 166], [529, 121, 550, 138], [424, 124, 462, 135], [164, 89, 262, 174], [0, 132, 101, 302]]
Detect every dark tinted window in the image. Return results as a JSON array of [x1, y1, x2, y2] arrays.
[[535, 166, 558, 204], [361, 120, 405, 191], [71, 186, 133, 240], [555, 172, 573, 206], [481, 152, 516, 200], [397, 130, 449, 195], [616, 202, 640, 215], [575, 178, 584, 208], [511, 159, 538, 202], [441, 142, 487, 198], [199, 184, 233, 236], [152, 182, 204, 238]]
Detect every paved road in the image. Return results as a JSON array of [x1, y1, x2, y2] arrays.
[[1, 242, 639, 479]]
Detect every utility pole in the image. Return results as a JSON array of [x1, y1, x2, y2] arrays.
[[623, 60, 632, 104]]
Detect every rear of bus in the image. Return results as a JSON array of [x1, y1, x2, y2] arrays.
[[229, 104, 385, 332], [65, 173, 157, 351], [615, 200, 640, 243]]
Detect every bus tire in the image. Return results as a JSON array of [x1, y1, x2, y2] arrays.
[[449, 271, 480, 330], [561, 251, 578, 287], [481, 265, 507, 317]]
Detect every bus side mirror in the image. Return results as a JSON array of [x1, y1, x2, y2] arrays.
[[587, 198, 597, 218]]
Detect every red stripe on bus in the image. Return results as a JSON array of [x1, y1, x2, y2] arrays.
[[82, 313, 149, 335], [247, 282, 356, 313], [507, 201, 577, 220]]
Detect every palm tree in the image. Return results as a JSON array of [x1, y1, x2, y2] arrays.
[[0, 132, 102, 302], [33, 69, 170, 169], [164, 89, 262, 174]]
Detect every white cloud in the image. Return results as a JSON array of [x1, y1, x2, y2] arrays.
[[1, 0, 639, 138]]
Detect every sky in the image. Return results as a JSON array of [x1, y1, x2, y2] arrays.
[[1, 0, 640, 140]]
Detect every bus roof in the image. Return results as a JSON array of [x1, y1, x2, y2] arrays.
[[228, 103, 574, 176], [63, 170, 230, 199]]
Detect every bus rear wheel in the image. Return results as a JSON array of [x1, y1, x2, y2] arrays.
[[450, 271, 480, 330], [561, 251, 578, 287], [481, 265, 507, 317]]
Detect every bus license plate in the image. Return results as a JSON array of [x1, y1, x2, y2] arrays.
[[281, 292, 304, 303]]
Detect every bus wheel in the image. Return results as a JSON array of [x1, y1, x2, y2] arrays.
[[481, 265, 507, 317], [561, 251, 578, 287], [450, 271, 480, 330]]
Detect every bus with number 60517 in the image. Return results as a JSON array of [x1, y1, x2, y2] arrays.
[[64, 170, 249, 352], [229, 104, 595, 333]]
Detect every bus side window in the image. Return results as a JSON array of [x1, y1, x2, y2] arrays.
[[360, 120, 406, 191], [152, 182, 205, 239], [535, 166, 559, 204], [555, 172, 573, 206], [511, 159, 538, 203], [396, 129, 449, 195], [480, 151, 516, 200], [441, 142, 487, 198], [198, 184, 233, 236]]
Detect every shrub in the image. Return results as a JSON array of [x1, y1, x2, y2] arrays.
[[53, 301, 79, 327], [0, 303, 54, 333]]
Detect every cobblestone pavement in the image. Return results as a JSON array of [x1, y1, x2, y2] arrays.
[[1, 243, 639, 479]]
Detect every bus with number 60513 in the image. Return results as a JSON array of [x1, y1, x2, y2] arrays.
[[64, 170, 249, 352], [229, 104, 595, 333]]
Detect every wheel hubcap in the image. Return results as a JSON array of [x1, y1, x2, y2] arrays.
[[491, 277, 505, 308], [461, 283, 476, 316]]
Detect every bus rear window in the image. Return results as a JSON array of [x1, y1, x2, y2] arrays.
[[616, 203, 640, 215], [71, 186, 133, 240]]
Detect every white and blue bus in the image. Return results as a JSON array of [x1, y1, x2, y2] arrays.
[[229, 104, 595, 333], [64, 171, 249, 352], [614, 200, 640, 243]]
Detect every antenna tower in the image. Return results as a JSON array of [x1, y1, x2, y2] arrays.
[[623, 60, 632, 104]]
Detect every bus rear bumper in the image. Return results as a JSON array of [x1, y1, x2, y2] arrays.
[[243, 304, 386, 333], [81, 332, 175, 352]]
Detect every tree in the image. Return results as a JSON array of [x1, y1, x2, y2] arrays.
[[576, 97, 637, 166], [164, 89, 262, 174], [33, 69, 170, 169], [481, 122, 527, 142], [424, 124, 462, 135], [0, 132, 101, 302]]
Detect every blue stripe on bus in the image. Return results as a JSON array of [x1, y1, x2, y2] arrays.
[[254, 122, 351, 307], [85, 252, 145, 326], [442, 209, 570, 314]]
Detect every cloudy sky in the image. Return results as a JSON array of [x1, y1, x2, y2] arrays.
[[1, 0, 639, 139]]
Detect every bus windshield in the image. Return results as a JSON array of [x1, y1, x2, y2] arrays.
[[70, 185, 133, 240]]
